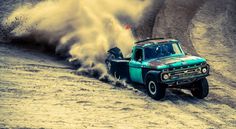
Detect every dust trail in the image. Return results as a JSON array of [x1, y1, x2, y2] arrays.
[[2, 0, 150, 80]]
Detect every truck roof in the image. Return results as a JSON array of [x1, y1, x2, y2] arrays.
[[135, 38, 178, 47]]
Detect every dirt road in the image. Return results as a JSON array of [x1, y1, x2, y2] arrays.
[[0, 42, 235, 129]]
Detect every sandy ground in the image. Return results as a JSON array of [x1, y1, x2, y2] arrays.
[[0, 42, 235, 129], [0, 0, 236, 129]]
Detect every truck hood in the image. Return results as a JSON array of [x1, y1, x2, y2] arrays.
[[146, 55, 206, 70]]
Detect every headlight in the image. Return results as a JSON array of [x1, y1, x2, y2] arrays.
[[163, 73, 170, 80], [201, 67, 208, 74]]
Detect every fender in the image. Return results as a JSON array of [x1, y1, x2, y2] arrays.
[[144, 70, 162, 85]]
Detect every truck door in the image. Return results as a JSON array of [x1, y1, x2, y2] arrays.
[[129, 48, 144, 84]]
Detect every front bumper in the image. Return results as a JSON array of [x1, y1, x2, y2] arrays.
[[161, 74, 209, 86]]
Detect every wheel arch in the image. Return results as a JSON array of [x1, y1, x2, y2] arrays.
[[144, 70, 161, 85]]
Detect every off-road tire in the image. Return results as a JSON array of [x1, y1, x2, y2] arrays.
[[146, 76, 166, 100], [105, 47, 123, 73], [191, 78, 209, 99], [105, 53, 115, 73]]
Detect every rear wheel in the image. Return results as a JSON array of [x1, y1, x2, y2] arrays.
[[105, 53, 115, 73], [191, 78, 209, 99], [113, 71, 121, 80], [105, 47, 123, 73], [146, 76, 166, 100]]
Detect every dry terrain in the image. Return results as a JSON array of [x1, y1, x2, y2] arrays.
[[0, 41, 235, 129], [0, 0, 236, 129]]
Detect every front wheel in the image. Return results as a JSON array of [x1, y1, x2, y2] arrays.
[[191, 78, 209, 99], [146, 76, 166, 100]]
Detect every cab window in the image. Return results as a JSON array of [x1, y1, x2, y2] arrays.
[[134, 49, 143, 61]]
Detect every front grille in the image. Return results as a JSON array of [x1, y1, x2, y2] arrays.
[[167, 63, 202, 71], [170, 67, 201, 79]]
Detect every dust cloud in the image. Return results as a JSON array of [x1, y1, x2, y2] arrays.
[[2, 0, 150, 79]]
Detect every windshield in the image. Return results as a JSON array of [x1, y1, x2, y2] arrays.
[[144, 42, 183, 60]]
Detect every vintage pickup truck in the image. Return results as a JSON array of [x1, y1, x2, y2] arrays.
[[105, 38, 210, 100]]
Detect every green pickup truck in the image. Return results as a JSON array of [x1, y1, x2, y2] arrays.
[[105, 38, 210, 100]]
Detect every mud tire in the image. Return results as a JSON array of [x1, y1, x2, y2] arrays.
[[105, 47, 123, 73], [191, 78, 209, 99], [146, 76, 166, 100]]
